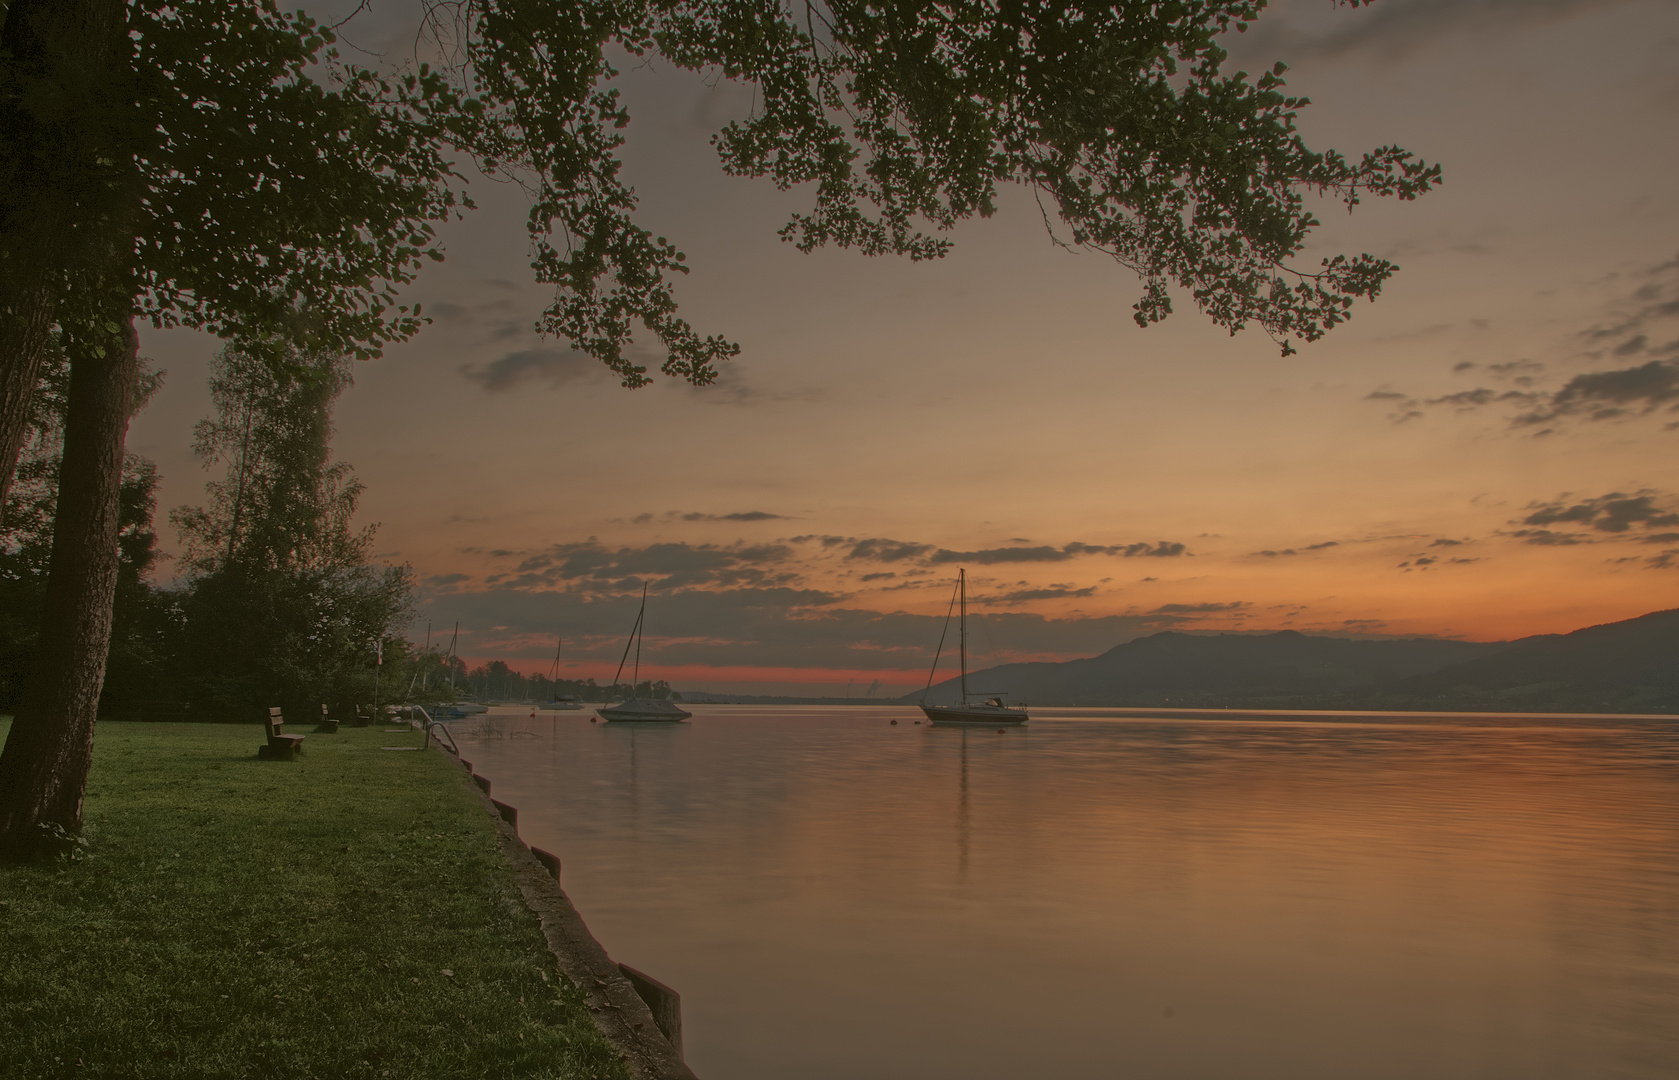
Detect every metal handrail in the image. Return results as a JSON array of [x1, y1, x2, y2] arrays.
[[409, 705, 460, 755]]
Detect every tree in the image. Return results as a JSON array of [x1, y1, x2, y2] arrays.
[[169, 343, 414, 721], [0, 0, 460, 856], [0, 340, 166, 715], [0, 0, 1437, 856]]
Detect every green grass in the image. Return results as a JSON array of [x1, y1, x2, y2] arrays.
[[0, 719, 628, 1080]]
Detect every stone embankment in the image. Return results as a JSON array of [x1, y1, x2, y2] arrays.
[[452, 754, 697, 1080]]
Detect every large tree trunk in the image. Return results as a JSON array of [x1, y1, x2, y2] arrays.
[[0, 317, 140, 859], [0, 286, 58, 510], [0, 0, 132, 505]]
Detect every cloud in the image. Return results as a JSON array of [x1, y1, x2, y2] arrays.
[[1252, 539, 1341, 557], [844, 538, 937, 563], [824, 535, 1192, 570], [1429, 388, 1541, 412], [973, 585, 1099, 605], [1366, 387, 1423, 423], [1520, 491, 1679, 534], [1508, 529, 1591, 546], [1520, 360, 1679, 424], [682, 362, 825, 408], [460, 348, 601, 392], [1368, 255, 1679, 430], [412, 584, 1260, 673], [1236, 0, 1641, 64], [924, 541, 1187, 564], [497, 540, 808, 592], [1647, 549, 1679, 570], [1149, 601, 1248, 615], [927, 544, 1067, 564], [634, 510, 793, 522]]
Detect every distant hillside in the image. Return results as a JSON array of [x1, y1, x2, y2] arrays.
[[905, 629, 1507, 708], [1381, 608, 1679, 713]]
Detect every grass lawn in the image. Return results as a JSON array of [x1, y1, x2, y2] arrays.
[[0, 718, 628, 1080]]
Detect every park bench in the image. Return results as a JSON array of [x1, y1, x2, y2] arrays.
[[315, 704, 340, 734], [259, 706, 305, 759]]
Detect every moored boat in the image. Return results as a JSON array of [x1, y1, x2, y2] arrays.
[[920, 697, 1026, 726], [596, 585, 691, 723], [919, 568, 1028, 727], [598, 698, 693, 722], [541, 637, 585, 709]]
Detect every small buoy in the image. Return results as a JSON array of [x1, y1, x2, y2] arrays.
[[890, 719, 898, 725], [996, 728, 1005, 734], [914, 720, 921, 725], [590, 717, 597, 723]]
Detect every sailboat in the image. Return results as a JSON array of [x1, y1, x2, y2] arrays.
[[597, 585, 693, 723], [540, 638, 584, 710], [919, 568, 1028, 726], [435, 621, 488, 719]]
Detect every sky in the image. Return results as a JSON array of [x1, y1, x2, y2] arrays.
[[128, 0, 1679, 695]]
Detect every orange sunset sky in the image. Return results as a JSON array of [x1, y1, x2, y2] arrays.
[[128, 0, 1679, 694]]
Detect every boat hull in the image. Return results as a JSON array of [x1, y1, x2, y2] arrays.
[[597, 699, 693, 723], [920, 703, 1028, 726]]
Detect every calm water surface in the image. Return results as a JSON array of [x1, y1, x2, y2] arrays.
[[453, 706, 1679, 1080]]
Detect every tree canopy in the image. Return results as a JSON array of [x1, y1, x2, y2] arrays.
[[437, 0, 1438, 381], [0, 0, 1439, 855], [169, 344, 413, 718], [8, 0, 1439, 394]]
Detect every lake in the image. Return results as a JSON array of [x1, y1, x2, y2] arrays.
[[450, 705, 1679, 1079]]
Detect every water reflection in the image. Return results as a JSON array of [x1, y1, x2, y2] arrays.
[[455, 706, 1679, 1080]]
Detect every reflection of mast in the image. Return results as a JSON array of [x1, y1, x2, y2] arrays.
[[628, 727, 640, 832]]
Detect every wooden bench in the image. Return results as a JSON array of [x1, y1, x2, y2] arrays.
[[315, 704, 340, 734], [258, 707, 305, 759]]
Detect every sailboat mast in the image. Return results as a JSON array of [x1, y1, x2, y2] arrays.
[[609, 589, 647, 695], [632, 584, 645, 693], [958, 568, 968, 702]]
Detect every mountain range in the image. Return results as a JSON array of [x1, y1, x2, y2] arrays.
[[903, 608, 1679, 713]]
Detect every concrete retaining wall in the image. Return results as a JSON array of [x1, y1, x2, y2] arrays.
[[449, 754, 697, 1080]]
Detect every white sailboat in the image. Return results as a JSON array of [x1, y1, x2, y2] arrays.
[[540, 637, 584, 710], [597, 586, 693, 723], [919, 568, 1028, 726], [436, 621, 488, 718]]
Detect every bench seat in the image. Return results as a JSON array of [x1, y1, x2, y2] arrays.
[[259, 707, 305, 759]]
